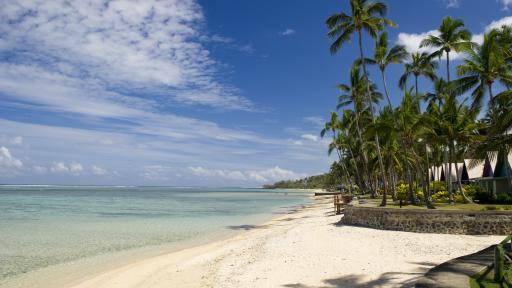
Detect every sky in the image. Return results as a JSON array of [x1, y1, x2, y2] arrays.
[[0, 0, 511, 186]]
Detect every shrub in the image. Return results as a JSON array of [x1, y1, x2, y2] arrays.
[[497, 193, 512, 205], [415, 187, 424, 200], [474, 191, 512, 204], [396, 183, 408, 200], [473, 191, 495, 204], [395, 183, 424, 201], [431, 190, 449, 203], [430, 181, 446, 192]]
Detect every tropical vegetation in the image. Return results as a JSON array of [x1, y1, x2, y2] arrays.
[[322, 0, 512, 208]]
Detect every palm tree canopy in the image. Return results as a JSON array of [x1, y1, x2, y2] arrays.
[[326, 0, 396, 55], [453, 30, 512, 110], [372, 32, 408, 71], [419, 16, 473, 58], [399, 52, 438, 89]]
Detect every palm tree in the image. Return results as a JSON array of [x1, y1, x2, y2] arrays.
[[420, 16, 473, 82], [336, 64, 378, 194], [454, 30, 512, 122], [399, 52, 438, 98], [367, 32, 413, 206], [428, 94, 479, 203], [326, 0, 395, 197]]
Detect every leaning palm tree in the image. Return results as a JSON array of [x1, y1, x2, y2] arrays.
[[454, 30, 512, 123], [399, 52, 438, 99], [326, 0, 395, 197], [368, 32, 413, 206], [420, 16, 473, 82]]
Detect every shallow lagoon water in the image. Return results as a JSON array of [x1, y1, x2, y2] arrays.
[[0, 186, 310, 283]]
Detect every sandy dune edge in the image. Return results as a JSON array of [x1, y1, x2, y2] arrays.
[[67, 198, 501, 288]]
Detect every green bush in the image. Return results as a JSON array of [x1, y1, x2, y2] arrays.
[[473, 191, 494, 204], [395, 183, 424, 201], [474, 191, 512, 204], [497, 193, 512, 205], [431, 190, 449, 203], [415, 187, 424, 200], [396, 183, 408, 200], [430, 181, 446, 192]]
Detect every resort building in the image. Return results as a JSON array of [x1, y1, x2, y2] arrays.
[[430, 152, 512, 194]]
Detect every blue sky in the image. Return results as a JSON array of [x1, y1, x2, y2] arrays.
[[0, 0, 510, 186]]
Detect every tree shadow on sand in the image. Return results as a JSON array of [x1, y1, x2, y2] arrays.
[[282, 271, 424, 288]]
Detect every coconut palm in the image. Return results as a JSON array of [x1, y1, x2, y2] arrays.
[[326, 0, 396, 197], [366, 32, 414, 205], [454, 30, 512, 122], [420, 16, 473, 82], [399, 52, 438, 99]]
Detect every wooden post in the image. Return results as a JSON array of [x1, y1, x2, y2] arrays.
[[494, 245, 504, 283]]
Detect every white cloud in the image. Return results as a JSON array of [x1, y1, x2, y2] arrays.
[[301, 134, 319, 142], [50, 162, 83, 175], [0, 146, 23, 176], [51, 162, 70, 174], [69, 163, 84, 175], [444, 0, 460, 8], [0, 0, 254, 111], [484, 16, 512, 32], [500, 0, 512, 10], [279, 29, 296, 36], [396, 16, 512, 60], [91, 165, 108, 176], [397, 29, 440, 55], [188, 166, 306, 183], [0, 117, 332, 185]]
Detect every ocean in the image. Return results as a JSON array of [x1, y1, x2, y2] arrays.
[[0, 186, 310, 285]]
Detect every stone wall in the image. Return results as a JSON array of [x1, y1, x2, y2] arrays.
[[342, 206, 512, 235]]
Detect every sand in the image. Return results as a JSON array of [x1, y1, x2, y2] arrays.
[[60, 197, 502, 288]]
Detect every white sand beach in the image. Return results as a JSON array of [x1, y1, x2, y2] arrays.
[[61, 197, 501, 288]]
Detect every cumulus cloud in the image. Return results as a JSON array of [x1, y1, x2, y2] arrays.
[[301, 134, 319, 142], [51, 162, 70, 174], [0, 146, 23, 176], [500, 0, 512, 10], [279, 28, 296, 36], [91, 165, 108, 176], [188, 166, 306, 183], [396, 16, 512, 60], [51, 162, 83, 175], [444, 0, 460, 8], [0, 0, 254, 111]]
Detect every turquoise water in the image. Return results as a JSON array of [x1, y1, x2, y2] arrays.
[[0, 186, 310, 281]]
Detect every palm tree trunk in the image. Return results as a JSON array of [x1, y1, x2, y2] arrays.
[[452, 142, 471, 203], [415, 75, 419, 100], [410, 146, 428, 205], [424, 144, 434, 208], [488, 83, 497, 124], [352, 113, 371, 193], [443, 146, 449, 191], [381, 70, 415, 205], [357, 29, 388, 206], [389, 164, 397, 201], [446, 51, 450, 82], [448, 147, 454, 204]]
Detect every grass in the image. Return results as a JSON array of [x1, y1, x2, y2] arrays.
[[469, 268, 512, 288], [356, 197, 512, 211]]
